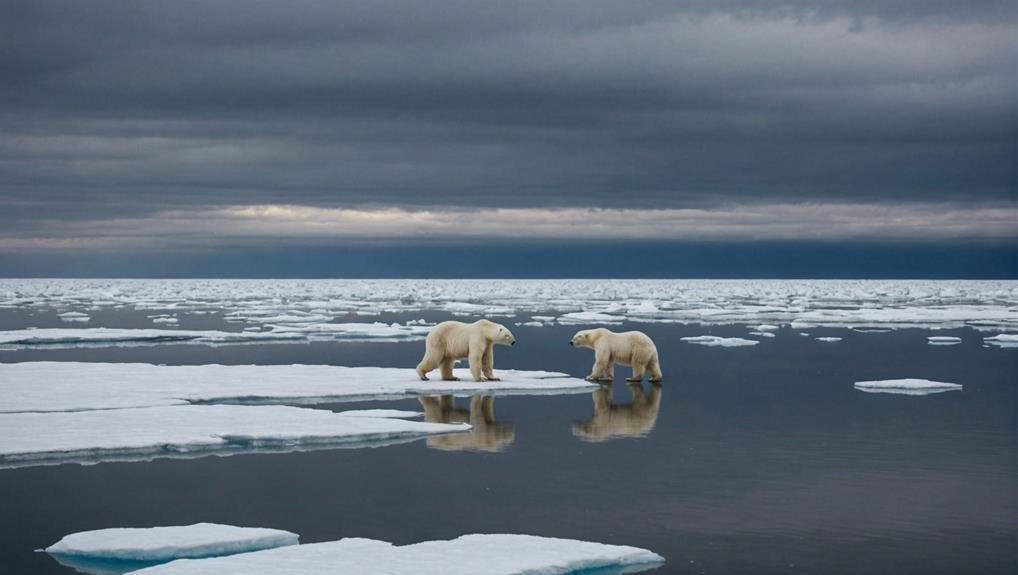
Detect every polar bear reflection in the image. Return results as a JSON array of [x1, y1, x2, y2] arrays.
[[418, 395, 515, 452], [572, 384, 662, 442]]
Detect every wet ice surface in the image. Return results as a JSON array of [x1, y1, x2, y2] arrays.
[[0, 290, 1015, 574]]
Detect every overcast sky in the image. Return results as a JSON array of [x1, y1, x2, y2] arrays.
[[1, 1, 1015, 276]]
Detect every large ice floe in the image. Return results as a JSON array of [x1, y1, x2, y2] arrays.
[[854, 379, 963, 396], [0, 405, 470, 468], [131, 534, 664, 575], [983, 334, 1018, 348], [0, 362, 595, 413], [46, 523, 299, 562], [1, 279, 1015, 334]]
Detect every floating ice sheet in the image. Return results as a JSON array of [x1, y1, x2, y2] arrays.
[[0, 404, 469, 468], [681, 336, 759, 347], [984, 334, 1018, 348], [132, 534, 665, 575], [815, 337, 842, 342], [46, 523, 298, 562], [927, 336, 962, 346], [854, 379, 963, 396], [0, 362, 596, 413]]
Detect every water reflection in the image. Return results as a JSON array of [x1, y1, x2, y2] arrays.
[[418, 395, 515, 452], [572, 384, 662, 442]]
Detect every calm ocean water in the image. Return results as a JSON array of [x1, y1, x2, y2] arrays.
[[0, 307, 1014, 574]]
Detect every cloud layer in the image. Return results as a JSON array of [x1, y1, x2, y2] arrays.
[[1, 1, 1015, 248]]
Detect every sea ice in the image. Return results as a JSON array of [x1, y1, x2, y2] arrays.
[[0, 404, 469, 468], [58, 311, 90, 322], [854, 379, 963, 396], [46, 523, 298, 562], [557, 311, 625, 324], [748, 331, 776, 338], [984, 334, 1018, 348], [681, 336, 759, 347], [752, 324, 780, 331], [132, 534, 665, 575], [0, 362, 596, 413], [927, 336, 962, 346], [815, 337, 842, 342], [334, 409, 423, 419]]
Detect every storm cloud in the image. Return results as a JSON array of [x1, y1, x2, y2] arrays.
[[1, 0, 1015, 251]]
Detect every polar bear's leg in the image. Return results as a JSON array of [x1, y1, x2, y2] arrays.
[[468, 347, 487, 382], [603, 362, 615, 382], [416, 350, 442, 380], [626, 361, 646, 383], [648, 356, 663, 383], [440, 358, 459, 381], [587, 350, 610, 382], [482, 344, 500, 381]]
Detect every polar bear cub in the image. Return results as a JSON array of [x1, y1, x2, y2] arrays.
[[417, 319, 516, 382], [570, 328, 663, 383]]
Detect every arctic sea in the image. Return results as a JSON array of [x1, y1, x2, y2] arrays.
[[0, 279, 1014, 574]]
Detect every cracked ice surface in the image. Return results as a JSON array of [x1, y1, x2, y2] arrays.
[[0, 362, 596, 413], [0, 404, 470, 468], [133, 534, 665, 575], [0, 279, 1014, 333]]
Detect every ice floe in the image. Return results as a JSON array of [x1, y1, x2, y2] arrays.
[[0, 322, 432, 349], [0, 405, 469, 468], [0, 362, 596, 413], [681, 336, 759, 347], [984, 334, 1018, 348], [927, 336, 962, 346], [132, 534, 665, 575], [748, 331, 776, 338], [334, 409, 423, 419], [58, 311, 90, 322], [854, 378, 963, 396], [46, 523, 298, 562], [752, 324, 780, 331], [815, 337, 842, 342]]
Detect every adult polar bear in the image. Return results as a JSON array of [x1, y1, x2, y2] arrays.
[[570, 328, 663, 383], [417, 320, 516, 382]]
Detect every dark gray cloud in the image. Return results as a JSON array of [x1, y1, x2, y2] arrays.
[[1, 0, 1015, 243]]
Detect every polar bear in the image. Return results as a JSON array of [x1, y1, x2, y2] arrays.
[[569, 328, 663, 383], [416, 319, 516, 382]]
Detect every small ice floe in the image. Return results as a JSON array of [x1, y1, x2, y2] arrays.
[[748, 331, 776, 338], [854, 378, 963, 396], [681, 336, 758, 347], [151, 317, 178, 325], [0, 362, 596, 413], [335, 409, 423, 419], [58, 311, 90, 323], [984, 334, 1018, 349], [798, 332, 810, 337], [131, 533, 665, 575], [0, 405, 469, 468], [557, 311, 625, 325], [0, 328, 304, 349], [531, 315, 556, 322], [815, 337, 842, 342], [45, 523, 298, 562], [515, 321, 544, 327], [752, 324, 780, 331], [927, 336, 962, 346]]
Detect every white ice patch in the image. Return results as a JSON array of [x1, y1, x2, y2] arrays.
[[0, 362, 595, 413], [927, 336, 962, 345], [557, 311, 625, 325], [854, 378, 963, 396], [58, 311, 90, 323], [334, 409, 423, 419], [752, 324, 780, 331], [132, 534, 665, 575], [46, 523, 298, 562], [681, 336, 759, 347], [748, 331, 776, 338], [815, 337, 842, 342], [0, 404, 468, 468], [984, 334, 1018, 348]]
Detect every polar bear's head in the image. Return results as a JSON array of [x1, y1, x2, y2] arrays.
[[569, 329, 597, 349], [482, 320, 516, 346]]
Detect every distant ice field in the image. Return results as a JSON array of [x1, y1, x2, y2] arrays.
[[0, 280, 1014, 346]]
